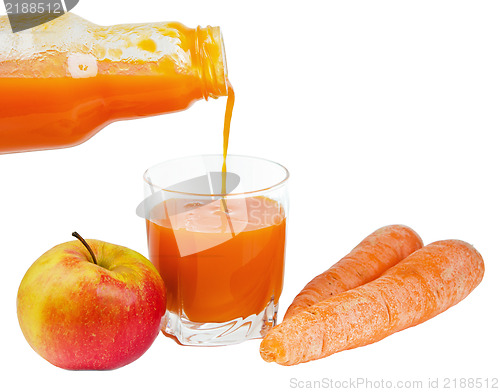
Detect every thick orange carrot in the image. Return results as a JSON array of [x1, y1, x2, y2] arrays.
[[284, 225, 423, 319], [260, 240, 484, 365]]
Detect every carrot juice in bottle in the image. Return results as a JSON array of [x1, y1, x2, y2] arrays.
[[0, 13, 228, 154]]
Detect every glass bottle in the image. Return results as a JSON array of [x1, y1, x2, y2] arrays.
[[0, 13, 228, 154]]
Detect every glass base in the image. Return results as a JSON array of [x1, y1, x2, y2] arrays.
[[160, 300, 279, 346]]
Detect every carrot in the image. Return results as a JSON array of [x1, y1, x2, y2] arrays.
[[284, 225, 423, 319], [260, 240, 484, 365]]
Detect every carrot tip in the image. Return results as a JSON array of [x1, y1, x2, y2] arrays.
[[260, 335, 285, 364]]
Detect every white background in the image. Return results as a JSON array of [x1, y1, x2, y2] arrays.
[[1, 1, 499, 391]]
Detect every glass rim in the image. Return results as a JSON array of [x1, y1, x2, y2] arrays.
[[143, 154, 290, 198]]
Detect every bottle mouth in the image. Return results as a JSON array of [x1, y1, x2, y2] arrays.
[[197, 25, 229, 99]]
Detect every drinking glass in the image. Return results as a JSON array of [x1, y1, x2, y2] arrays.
[[137, 155, 289, 346]]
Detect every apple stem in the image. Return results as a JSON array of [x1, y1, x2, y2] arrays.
[[72, 232, 98, 265]]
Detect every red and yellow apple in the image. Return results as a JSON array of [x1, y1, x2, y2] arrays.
[[17, 234, 166, 370]]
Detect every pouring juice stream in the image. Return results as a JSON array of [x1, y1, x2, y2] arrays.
[[220, 83, 235, 235]]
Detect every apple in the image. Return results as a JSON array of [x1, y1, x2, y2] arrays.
[[17, 232, 166, 370]]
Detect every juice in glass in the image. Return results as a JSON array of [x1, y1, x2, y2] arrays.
[[147, 196, 286, 323], [141, 155, 289, 345]]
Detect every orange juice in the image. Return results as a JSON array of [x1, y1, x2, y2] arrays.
[[146, 196, 286, 323]]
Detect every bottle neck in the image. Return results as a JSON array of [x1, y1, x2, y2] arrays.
[[195, 26, 229, 100]]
